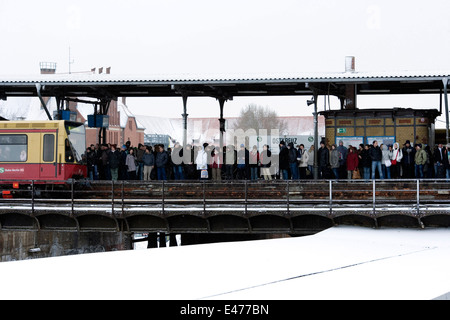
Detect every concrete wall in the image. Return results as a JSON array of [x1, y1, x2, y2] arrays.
[[0, 231, 129, 262]]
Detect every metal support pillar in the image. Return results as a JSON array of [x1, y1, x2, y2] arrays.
[[443, 77, 449, 145], [182, 95, 188, 147], [313, 92, 319, 179], [97, 99, 111, 145], [218, 97, 226, 152], [35, 83, 52, 120]]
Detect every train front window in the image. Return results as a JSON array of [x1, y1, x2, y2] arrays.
[[65, 123, 85, 163], [0, 134, 27, 162]]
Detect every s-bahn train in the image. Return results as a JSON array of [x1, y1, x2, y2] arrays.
[[0, 120, 87, 190]]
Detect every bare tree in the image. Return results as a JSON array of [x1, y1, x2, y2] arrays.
[[233, 104, 287, 132]]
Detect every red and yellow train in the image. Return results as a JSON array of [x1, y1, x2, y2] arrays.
[[0, 120, 87, 188]]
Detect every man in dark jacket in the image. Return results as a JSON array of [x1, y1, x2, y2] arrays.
[[279, 141, 289, 180], [288, 142, 299, 179], [108, 144, 121, 180], [433, 143, 447, 178], [155, 145, 168, 180], [318, 141, 329, 179], [402, 140, 415, 178], [369, 140, 384, 179]]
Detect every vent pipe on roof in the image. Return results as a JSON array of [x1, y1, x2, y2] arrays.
[[345, 56, 355, 73]]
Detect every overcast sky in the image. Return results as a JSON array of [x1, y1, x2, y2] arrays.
[[1, 0, 450, 122]]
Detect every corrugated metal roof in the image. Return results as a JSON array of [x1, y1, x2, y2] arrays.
[[0, 70, 449, 84]]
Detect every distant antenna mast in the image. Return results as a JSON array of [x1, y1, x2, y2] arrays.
[[69, 46, 75, 74]]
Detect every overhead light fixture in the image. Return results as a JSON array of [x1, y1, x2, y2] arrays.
[[359, 89, 390, 93], [237, 90, 268, 94]]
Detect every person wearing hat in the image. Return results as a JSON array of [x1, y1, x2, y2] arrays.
[[402, 140, 415, 178], [414, 143, 427, 178]]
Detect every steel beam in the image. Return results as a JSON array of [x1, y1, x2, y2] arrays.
[[443, 77, 449, 144], [35, 83, 52, 120]]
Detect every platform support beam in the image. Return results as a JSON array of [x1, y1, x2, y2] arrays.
[[182, 94, 188, 148], [443, 77, 449, 145]]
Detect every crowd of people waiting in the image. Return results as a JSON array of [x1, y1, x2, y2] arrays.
[[316, 139, 450, 180], [83, 139, 450, 181]]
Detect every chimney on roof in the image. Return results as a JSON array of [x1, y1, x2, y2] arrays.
[[344, 56, 356, 110], [345, 56, 355, 73], [40, 62, 57, 74]]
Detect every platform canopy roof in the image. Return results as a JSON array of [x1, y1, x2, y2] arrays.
[[1, 71, 449, 101]]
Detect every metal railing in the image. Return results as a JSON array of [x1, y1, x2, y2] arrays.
[[0, 179, 450, 217]]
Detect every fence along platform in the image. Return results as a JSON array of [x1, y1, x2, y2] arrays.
[[0, 179, 449, 233]]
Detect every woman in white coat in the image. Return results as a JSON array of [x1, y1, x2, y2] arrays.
[[298, 144, 309, 179], [196, 143, 209, 179], [390, 142, 403, 179]]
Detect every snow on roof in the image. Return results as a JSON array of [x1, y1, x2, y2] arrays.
[[0, 96, 58, 120], [1, 70, 450, 84], [0, 226, 449, 300], [117, 100, 145, 130]]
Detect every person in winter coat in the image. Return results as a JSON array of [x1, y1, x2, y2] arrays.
[[433, 143, 447, 178], [249, 145, 259, 180], [414, 143, 427, 178], [330, 144, 340, 179], [307, 145, 315, 178], [183, 144, 195, 180], [390, 142, 403, 179], [171, 143, 184, 180], [279, 141, 289, 180], [142, 146, 155, 180], [369, 140, 384, 179], [402, 140, 415, 178], [318, 141, 329, 179], [337, 140, 348, 179], [346, 146, 359, 179], [260, 144, 272, 180], [108, 144, 121, 181], [359, 144, 371, 179], [155, 145, 168, 180], [196, 143, 209, 180], [298, 144, 309, 179], [381, 144, 392, 179], [236, 144, 249, 180], [210, 147, 223, 180], [126, 148, 137, 180], [287, 142, 299, 180], [224, 145, 236, 180]]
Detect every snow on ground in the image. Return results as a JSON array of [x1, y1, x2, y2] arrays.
[[0, 226, 449, 300]]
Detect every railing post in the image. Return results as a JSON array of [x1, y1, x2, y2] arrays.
[[329, 180, 333, 216], [244, 180, 248, 215], [111, 180, 114, 215], [121, 180, 124, 215], [162, 181, 165, 215], [31, 180, 35, 216], [372, 179, 376, 215], [416, 179, 420, 216], [286, 180, 289, 215], [71, 179, 74, 216]]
